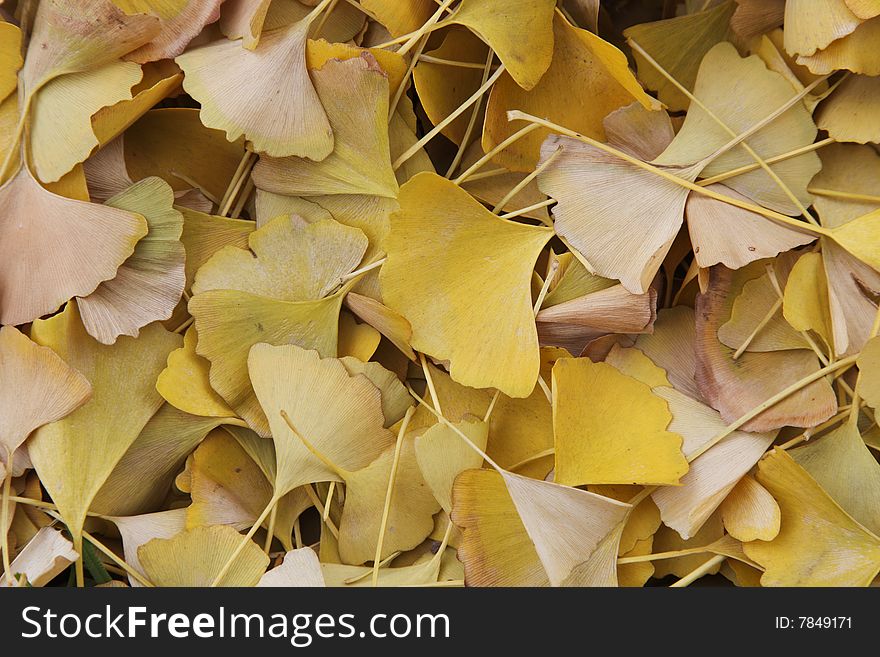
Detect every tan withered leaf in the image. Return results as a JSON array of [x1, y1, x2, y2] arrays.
[[0, 167, 147, 325]]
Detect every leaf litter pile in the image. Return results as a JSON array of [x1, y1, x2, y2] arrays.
[[2, 0, 880, 589]]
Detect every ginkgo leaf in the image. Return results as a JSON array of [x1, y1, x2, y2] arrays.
[[539, 134, 700, 294], [484, 11, 658, 171], [253, 54, 398, 198], [28, 302, 180, 541], [110, 508, 187, 587], [258, 548, 325, 587], [623, 0, 736, 111], [783, 252, 834, 349], [415, 417, 488, 513], [337, 435, 440, 565], [176, 16, 333, 159], [452, 0, 556, 91], [745, 448, 880, 586], [321, 547, 459, 587], [695, 265, 836, 431], [248, 343, 395, 497], [20, 0, 159, 95], [190, 216, 367, 433], [815, 75, 880, 144], [77, 177, 185, 344], [720, 474, 781, 543], [139, 525, 269, 587], [730, 0, 785, 43], [452, 468, 632, 586], [782, 0, 863, 57], [635, 306, 701, 400], [344, 293, 416, 361], [602, 102, 675, 161], [0, 326, 91, 473], [790, 422, 880, 536], [305, 39, 407, 97], [178, 206, 254, 290], [653, 42, 821, 215], [1, 527, 78, 587], [380, 173, 553, 397], [124, 0, 224, 64], [0, 21, 23, 103], [0, 167, 147, 326], [339, 358, 411, 428], [652, 392, 776, 539], [796, 16, 880, 75], [91, 406, 223, 517], [552, 357, 688, 486], [254, 189, 333, 227], [686, 184, 815, 269], [603, 344, 671, 390], [857, 336, 880, 410], [412, 28, 489, 146], [157, 327, 236, 419], [123, 108, 246, 201]]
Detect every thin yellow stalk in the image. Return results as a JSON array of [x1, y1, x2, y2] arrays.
[[1, 473, 11, 580], [394, 64, 507, 171], [418, 55, 491, 69], [323, 482, 335, 522], [807, 187, 880, 204], [699, 138, 834, 186], [420, 352, 443, 416], [388, 34, 430, 120], [617, 545, 716, 565], [445, 50, 495, 177], [304, 485, 340, 539], [493, 149, 560, 215], [506, 447, 555, 473], [218, 150, 253, 216], [81, 528, 154, 588], [453, 124, 540, 184], [311, 0, 340, 38], [397, 0, 457, 56], [848, 306, 880, 425], [670, 554, 726, 587], [732, 297, 783, 360], [372, 407, 415, 586], [263, 502, 278, 553], [499, 198, 555, 222], [210, 494, 280, 587]]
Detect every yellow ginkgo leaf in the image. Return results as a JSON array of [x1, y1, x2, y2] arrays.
[[539, 135, 700, 294], [484, 11, 658, 171], [635, 306, 701, 400], [340, 308, 382, 361], [124, 0, 224, 64], [796, 16, 880, 75], [825, 208, 880, 275], [178, 206, 254, 290], [339, 357, 411, 428], [816, 75, 880, 144], [266, 0, 367, 44], [552, 357, 688, 486], [336, 435, 441, 565], [344, 292, 416, 361], [0, 326, 91, 473], [452, 468, 632, 586], [541, 252, 616, 308], [248, 343, 395, 498], [415, 417, 488, 513], [412, 28, 489, 146], [857, 336, 880, 410], [745, 448, 880, 587], [654, 42, 821, 215], [123, 108, 246, 200], [20, 0, 159, 95], [190, 216, 367, 433], [623, 0, 736, 111], [452, 0, 556, 91], [91, 406, 224, 517], [720, 474, 781, 542], [844, 0, 880, 19], [254, 189, 332, 227], [782, 0, 863, 57], [139, 525, 269, 587], [618, 537, 655, 588], [686, 184, 815, 270], [28, 302, 180, 544], [254, 54, 398, 198], [0, 22, 22, 103], [77, 177, 185, 344], [602, 344, 671, 389], [361, 0, 434, 36], [783, 252, 834, 350], [306, 39, 407, 98], [321, 546, 458, 587], [258, 548, 325, 587], [790, 423, 880, 536], [176, 15, 332, 159], [157, 327, 236, 419], [380, 173, 553, 397], [92, 62, 184, 148], [0, 167, 147, 325], [695, 265, 836, 431]]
